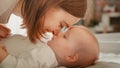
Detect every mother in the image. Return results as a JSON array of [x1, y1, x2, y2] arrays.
[[22, 0, 87, 43], [0, 0, 87, 43]]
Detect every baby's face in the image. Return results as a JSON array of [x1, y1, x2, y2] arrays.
[[47, 27, 80, 57]]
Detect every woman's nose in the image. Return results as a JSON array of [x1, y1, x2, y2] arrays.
[[52, 35, 57, 40], [52, 28, 61, 36], [52, 33, 61, 40], [53, 32, 63, 38]]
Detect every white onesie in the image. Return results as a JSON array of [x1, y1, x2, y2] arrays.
[[0, 35, 58, 68]]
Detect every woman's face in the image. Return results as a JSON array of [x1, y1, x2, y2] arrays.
[[43, 7, 80, 35]]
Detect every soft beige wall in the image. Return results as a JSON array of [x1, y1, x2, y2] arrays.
[[0, 0, 19, 23], [84, 0, 95, 26]]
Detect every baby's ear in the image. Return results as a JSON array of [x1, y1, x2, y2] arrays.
[[66, 54, 78, 63]]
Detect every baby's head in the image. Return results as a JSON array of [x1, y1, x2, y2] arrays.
[[47, 26, 99, 68]]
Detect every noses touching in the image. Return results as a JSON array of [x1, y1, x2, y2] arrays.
[[47, 28, 61, 36]]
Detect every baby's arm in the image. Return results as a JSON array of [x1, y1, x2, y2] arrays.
[[0, 35, 57, 68], [0, 46, 37, 68], [0, 35, 37, 68], [0, 44, 17, 68], [0, 47, 54, 68]]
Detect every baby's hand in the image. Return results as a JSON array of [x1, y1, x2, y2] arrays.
[[0, 45, 8, 63], [0, 24, 11, 40]]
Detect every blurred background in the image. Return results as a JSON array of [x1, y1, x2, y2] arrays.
[[83, 0, 120, 34]]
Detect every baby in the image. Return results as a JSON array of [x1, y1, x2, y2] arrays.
[[48, 26, 99, 67], [0, 26, 99, 68]]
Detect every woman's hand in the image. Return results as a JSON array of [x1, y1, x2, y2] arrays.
[[0, 24, 11, 40], [0, 45, 8, 63]]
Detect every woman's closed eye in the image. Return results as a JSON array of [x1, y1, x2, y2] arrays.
[[60, 21, 69, 29]]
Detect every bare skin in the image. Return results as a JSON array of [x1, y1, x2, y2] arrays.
[[0, 24, 10, 41]]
